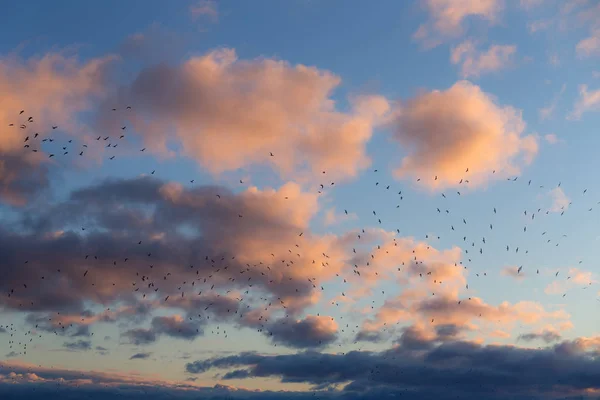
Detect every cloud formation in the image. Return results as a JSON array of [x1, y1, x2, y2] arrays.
[[185, 334, 600, 399], [190, 0, 218, 21], [99, 48, 390, 182], [0, 51, 115, 205], [569, 84, 600, 120], [547, 187, 570, 213], [129, 352, 151, 360], [414, 0, 504, 48], [391, 80, 537, 190], [62, 339, 92, 351], [450, 40, 517, 78]]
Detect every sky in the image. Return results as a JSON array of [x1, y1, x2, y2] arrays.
[[1, 0, 600, 399]]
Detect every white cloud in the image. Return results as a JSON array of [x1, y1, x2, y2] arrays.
[[548, 187, 570, 213]]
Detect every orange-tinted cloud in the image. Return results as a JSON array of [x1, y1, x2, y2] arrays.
[[0, 51, 116, 205], [100, 49, 390, 182], [391, 81, 537, 190], [414, 0, 504, 48], [544, 267, 595, 295]]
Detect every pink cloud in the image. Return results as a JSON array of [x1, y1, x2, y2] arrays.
[[391, 81, 537, 190], [0, 51, 116, 205], [99, 49, 390, 182]]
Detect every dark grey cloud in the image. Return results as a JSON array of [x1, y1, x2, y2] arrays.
[[122, 315, 202, 345], [1, 176, 340, 318], [129, 352, 151, 360], [518, 330, 562, 344], [0, 153, 50, 207], [266, 316, 338, 349], [354, 330, 386, 343], [4, 346, 600, 400], [62, 340, 92, 351], [185, 336, 600, 400]]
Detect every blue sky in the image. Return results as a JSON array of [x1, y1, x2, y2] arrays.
[[1, 1, 600, 399]]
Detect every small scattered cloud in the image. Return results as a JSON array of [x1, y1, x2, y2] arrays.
[[451, 40, 517, 78], [547, 187, 570, 213], [129, 352, 152, 360], [517, 328, 562, 343], [501, 266, 526, 280], [545, 267, 595, 295], [576, 28, 600, 58], [543, 134, 561, 145], [413, 0, 504, 48], [539, 84, 566, 121], [62, 340, 92, 351], [190, 0, 218, 22], [569, 84, 600, 120]]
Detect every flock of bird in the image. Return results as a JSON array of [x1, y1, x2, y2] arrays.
[[2, 106, 599, 383]]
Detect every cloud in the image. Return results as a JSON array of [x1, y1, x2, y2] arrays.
[[122, 328, 158, 346], [190, 0, 218, 21], [151, 315, 203, 340], [547, 187, 570, 213], [62, 339, 92, 351], [0, 51, 115, 205], [569, 84, 600, 120], [413, 0, 504, 48], [345, 233, 569, 344], [577, 28, 600, 58], [501, 266, 526, 280], [518, 328, 561, 343], [545, 267, 595, 295], [5, 332, 600, 400], [186, 335, 600, 399], [97, 48, 390, 182], [1, 175, 389, 350], [129, 352, 151, 360], [265, 315, 338, 349], [544, 134, 560, 144], [0, 177, 345, 314], [391, 80, 537, 190], [450, 40, 517, 78]]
